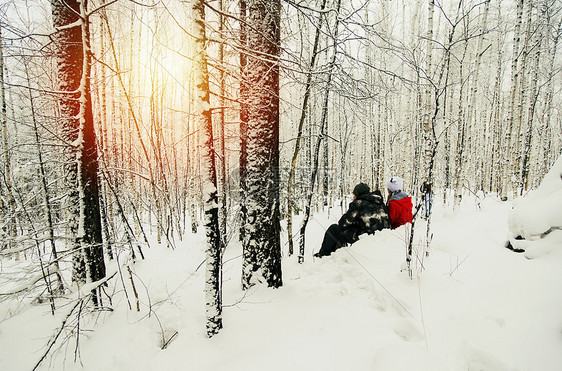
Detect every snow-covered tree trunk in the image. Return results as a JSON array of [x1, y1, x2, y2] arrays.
[[218, 0, 228, 252], [365, 6, 377, 187], [241, 0, 282, 289], [520, 6, 542, 192], [503, 0, 524, 198], [51, 0, 86, 284], [539, 15, 561, 181], [442, 81, 454, 204], [513, 1, 533, 193], [490, 1, 505, 194], [421, 0, 435, 189], [77, 1, 106, 300], [239, 0, 248, 244], [96, 11, 114, 260], [192, 0, 223, 336], [466, 0, 490, 194], [51, 0, 106, 303], [454, 44, 469, 208], [0, 23, 16, 250]]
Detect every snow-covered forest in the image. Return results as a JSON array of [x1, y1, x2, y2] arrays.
[[1, 0, 561, 370]]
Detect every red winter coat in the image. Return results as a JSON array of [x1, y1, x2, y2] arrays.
[[388, 193, 413, 229]]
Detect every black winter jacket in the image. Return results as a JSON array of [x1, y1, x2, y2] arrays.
[[338, 192, 391, 243]]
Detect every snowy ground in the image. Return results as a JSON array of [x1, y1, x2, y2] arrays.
[[1, 195, 562, 371]]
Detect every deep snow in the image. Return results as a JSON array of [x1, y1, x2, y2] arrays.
[[1, 195, 562, 371], [507, 154, 562, 259]]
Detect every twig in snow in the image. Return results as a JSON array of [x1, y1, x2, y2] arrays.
[[32, 299, 82, 371], [127, 265, 140, 312], [161, 331, 179, 350]]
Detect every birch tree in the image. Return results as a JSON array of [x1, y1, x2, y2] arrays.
[[287, 0, 327, 256], [192, 0, 223, 336], [0, 23, 16, 250], [239, 0, 248, 244], [503, 0, 525, 198], [539, 4, 562, 181], [299, 0, 342, 263]]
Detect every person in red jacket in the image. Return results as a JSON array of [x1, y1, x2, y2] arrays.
[[386, 176, 413, 229]]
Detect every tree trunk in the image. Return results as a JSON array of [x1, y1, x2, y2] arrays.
[[239, 0, 248, 244], [192, 0, 223, 337], [520, 6, 542, 192], [51, 0, 106, 303], [287, 0, 327, 256], [422, 0, 435, 188], [78, 1, 106, 301], [241, 0, 282, 289], [454, 44, 469, 208], [299, 0, 342, 263], [0, 23, 16, 251], [51, 0, 86, 284], [490, 1, 504, 194], [503, 0, 524, 198], [466, 0, 491, 194], [513, 1, 533, 193], [218, 0, 228, 252], [540, 15, 561, 181]]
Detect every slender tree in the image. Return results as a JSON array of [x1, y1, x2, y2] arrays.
[[287, 0, 327, 256], [503, 0, 525, 198], [218, 0, 228, 251], [239, 0, 248, 244], [192, 0, 223, 336], [0, 23, 16, 250], [299, 0, 342, 263], [540, 9, 562, 181]]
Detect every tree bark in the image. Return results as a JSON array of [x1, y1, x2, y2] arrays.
[[192, 0, 223, 337], [503, 0, 524, 198], [78, 0, 107, 300], [239, 0, 248, 244], [51, 0, 86, 284], [51, 0, 106, 304], [540, 15, 561, 181], [0, 23, 16, 251], [218, 0, 228, 252], [241, 0, 282, 289], [520, 5, 542, 192]]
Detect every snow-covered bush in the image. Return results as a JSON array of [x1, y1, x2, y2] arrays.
[[506, 154, 562, 259]]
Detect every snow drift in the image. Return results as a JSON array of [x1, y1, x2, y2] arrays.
[[506, 154, 562, 258]]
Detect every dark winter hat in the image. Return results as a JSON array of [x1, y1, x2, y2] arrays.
[[353, 182, 370, 197]]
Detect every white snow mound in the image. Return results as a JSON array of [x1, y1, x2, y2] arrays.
[[507, 154, 562, 257]]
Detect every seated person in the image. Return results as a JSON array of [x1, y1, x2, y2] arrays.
[[386, 176, 413, 229], [314, 183, 390, 258]]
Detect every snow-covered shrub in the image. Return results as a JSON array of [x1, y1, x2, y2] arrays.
[[506, 154, 562, 259]]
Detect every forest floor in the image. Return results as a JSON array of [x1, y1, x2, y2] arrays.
[[1, 195, 562, 371]]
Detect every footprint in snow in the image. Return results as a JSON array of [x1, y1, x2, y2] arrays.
[[393, 318, 424, 342]]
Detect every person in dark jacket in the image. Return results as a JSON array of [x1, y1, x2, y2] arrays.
[[314, 183, 391, 258], [386, 176, 413, 229]]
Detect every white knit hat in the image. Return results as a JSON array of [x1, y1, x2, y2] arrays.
[[386, 176, 404, 192]]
